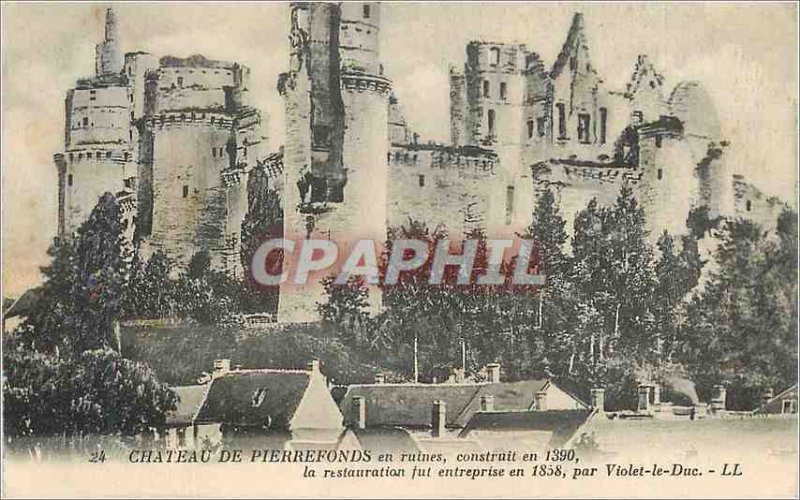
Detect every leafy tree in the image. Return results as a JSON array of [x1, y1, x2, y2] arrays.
[[123, 251, 178, 320], [71, 193, 130, 352], [318, 275, 370, 344], [681, 210, 798, 408]]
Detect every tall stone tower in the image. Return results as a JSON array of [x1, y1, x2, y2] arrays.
[[55, 6, 136, 238], [278, 2, 391, 323], [137, 55, 261, 276], [95, 7, 122, 77]]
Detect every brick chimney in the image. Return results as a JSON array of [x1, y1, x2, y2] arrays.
[[638, 384, 651, 412], [710, 384, 727, 413], [212, 359, 231, 379], [762, 388, 774, 406], [590, 387, 605, 412], [352, 396, 366, 429], [480, 395, 494, 412], [534, 390, 547, 411], [432, 400, 446, 438], [374, 373, 385, 384], [486, 363, 501, 384]]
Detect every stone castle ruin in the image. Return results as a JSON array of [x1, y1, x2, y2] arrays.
[[55, 5, 788, 322]]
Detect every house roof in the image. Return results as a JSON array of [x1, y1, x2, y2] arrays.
[[339, 384, 481, 429], [3, 288, 42, 319], [453, 380, 549, 427], [352, 427, 421, 453], [339, 379, 570, 430], [194, 370, 310, 428], [753, 384, 798, 415], [167, 385, 208, 427], [459, 410, 591, 447]]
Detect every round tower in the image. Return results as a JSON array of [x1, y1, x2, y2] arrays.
[[277, 2, 390, 323], [56, 7, 134, 236], [140, 56, 256, 276]]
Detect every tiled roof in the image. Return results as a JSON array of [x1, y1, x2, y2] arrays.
[[339, 380, 561, 429], [460, 409, 591, 447], [352, 427, 420, 453], [167, 385, 208, 427], [194, 370, 310, 428], [453, 380, 549, 427], [753, 384, 798, 415], [339, 384, 480, 429]]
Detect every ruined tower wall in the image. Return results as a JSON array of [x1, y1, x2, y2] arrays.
[[387, 146, 497, 235], [278, 2, 390, 323], [636, 135, 698, 238], [140, 56, 254, 274]]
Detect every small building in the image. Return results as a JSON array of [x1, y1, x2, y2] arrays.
[[459, 409, 592, 451], [163, 384, 216, 449], [193, 359, 345, 450], [337, 364, 587, 439], [753, 384, 798, 415]]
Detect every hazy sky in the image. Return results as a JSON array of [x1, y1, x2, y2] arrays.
[[2, 2, 797, 296]]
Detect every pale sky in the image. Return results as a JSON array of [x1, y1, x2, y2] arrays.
[[2, 2, 797, 296]]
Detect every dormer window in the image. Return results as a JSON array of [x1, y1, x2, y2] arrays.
[[252, 388, 267, 408], [489, 47, 500, 66]]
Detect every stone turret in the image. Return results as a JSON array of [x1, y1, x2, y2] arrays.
[[95, 7, 122, 77]]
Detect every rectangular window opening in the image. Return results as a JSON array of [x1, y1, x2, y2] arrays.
[[505, 185, 515, 225], [556, 103, 566, 139], [182, 185, 189, 198], [483, 80, 490, 98], [599, 107, 608, 144], [578, 113, 590, 143], [418, 174, 425, 187], [500, 82, 507, 100]]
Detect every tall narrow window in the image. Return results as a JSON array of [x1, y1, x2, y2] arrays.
[[527, 120, 534, 139], [68, 174, 73, 187], [578, 113, 590, 143], [212, 147, 217, 158], [483, 80, 490, 98], [537, 116, 546, 137], [746, 200, 752, 212], [500, 82, 507, 100], [656, 135, 663, 148], [89, 90, 96, 101], [182, 185, 189, 198], [556, 103, 566, 139], [363, 4, 370, 18], [599, 107, 608, 144], [82, 117, 89, 127], [489, 47, 500, 66], [418, 175, 425, 187], [505, 185, 515, 225], [177, 76, 184, 88], [657, 168, 663, 180], [487, 109, 496, 137]]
